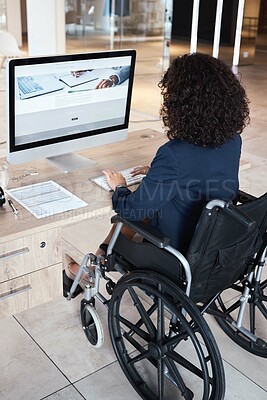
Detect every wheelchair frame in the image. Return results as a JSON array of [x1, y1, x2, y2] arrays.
[[66, 193, 267, 400]]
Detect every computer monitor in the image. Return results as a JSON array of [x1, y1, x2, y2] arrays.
[[6, 49, 136, 172]]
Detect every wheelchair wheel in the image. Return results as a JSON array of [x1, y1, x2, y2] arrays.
[[108, 271, 225, 400], [81, 304, 104, 348], [213, 278, 267, 358]]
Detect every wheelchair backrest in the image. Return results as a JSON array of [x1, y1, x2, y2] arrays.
[[186, 199, 263, 303]]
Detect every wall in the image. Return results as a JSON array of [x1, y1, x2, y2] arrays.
[[6, 0, 22, 46], [256, 0, 267, 50], [244, 0, 261, 17], [128, 0, 165, 36], [20, 0, 27, 36], [26, 0, 65, 56]]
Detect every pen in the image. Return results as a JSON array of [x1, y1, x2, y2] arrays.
[[8, 199, 18, 214]]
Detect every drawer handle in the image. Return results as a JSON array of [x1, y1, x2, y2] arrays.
[[0, 247, 29, 261], [0, 284, 32, 301]]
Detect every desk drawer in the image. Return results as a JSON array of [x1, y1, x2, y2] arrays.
[[0, 263, 62, 318], [0, 228, 61, 283]]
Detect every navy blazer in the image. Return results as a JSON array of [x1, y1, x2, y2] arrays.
[[112, 135, 242, 253]]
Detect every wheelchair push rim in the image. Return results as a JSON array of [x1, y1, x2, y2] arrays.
[[108, 271, 225, 400]]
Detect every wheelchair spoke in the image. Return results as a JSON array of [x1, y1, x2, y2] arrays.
[[260, 278, 267, 290], [257, 278, 267, 317], [230, 283, 245, 293], [216, 295, 228, 313], [164, 331, 189, 348], [157, 358, 165, 400], [157, 295, 165, 342], [167, 349, 207, 381], [128, 287, 157, 339], [165, 319, 213, 395], [124, 331, 151, 356], [134, 303, 158, 331], [128, 349, 151, 365], [116, 314, 151, 341], [163, 357, 194, 400], [249, 302, 256, 335], [260, 294, 267, 302], [222, 298, 241, 314], [256, 300, 267, 319]]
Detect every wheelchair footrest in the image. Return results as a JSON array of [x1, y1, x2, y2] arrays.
[[62, 270, 83, 298]]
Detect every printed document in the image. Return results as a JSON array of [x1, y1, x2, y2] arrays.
[[6, 180, 87, 219]]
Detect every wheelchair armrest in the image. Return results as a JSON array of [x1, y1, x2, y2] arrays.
[[237, 190, 257, 204], [111, 215, 171, 248]]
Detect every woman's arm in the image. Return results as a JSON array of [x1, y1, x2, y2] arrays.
[[111, 144, 180, 221]]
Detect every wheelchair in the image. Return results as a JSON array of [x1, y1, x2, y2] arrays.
[[65, 190, 267, 400]]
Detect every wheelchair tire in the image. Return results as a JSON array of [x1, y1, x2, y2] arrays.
[[81, 304, 104, 348], [213, 278, 267, 358], [108, 271, 225, 400]]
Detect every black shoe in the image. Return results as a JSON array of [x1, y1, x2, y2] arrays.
[[62, 270, 84, 298]]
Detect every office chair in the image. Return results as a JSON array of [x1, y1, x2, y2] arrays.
[[0, 31, 25, 70]]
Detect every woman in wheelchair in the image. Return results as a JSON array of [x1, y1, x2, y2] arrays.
[[66, 52, 250, 281], [65, 53, 267, 400]]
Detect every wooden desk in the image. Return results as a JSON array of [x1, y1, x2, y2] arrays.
[[0, 129, 165, 318], [0, 128, 251, 318]]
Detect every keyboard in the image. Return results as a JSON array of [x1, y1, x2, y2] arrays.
[[18, 76, 44, 94], [91, 167, 146, 192]]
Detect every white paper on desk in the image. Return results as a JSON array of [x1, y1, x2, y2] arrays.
[[6, 180, 88, 219]]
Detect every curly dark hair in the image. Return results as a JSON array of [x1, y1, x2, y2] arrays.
[[158, 53, 250, 147]]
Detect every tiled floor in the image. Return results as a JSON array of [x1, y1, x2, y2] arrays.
[[0, 37, 267, 399]]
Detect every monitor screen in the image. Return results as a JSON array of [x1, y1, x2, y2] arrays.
[[6, 49, 136, 171]]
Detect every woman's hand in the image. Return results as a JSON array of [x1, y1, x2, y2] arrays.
[[102, 169, 127, 191], [71, 70, 86, 77], [131, 165, 150, 177]]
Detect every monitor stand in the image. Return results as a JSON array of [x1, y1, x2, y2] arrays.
[[47, 153, 97, 173]]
